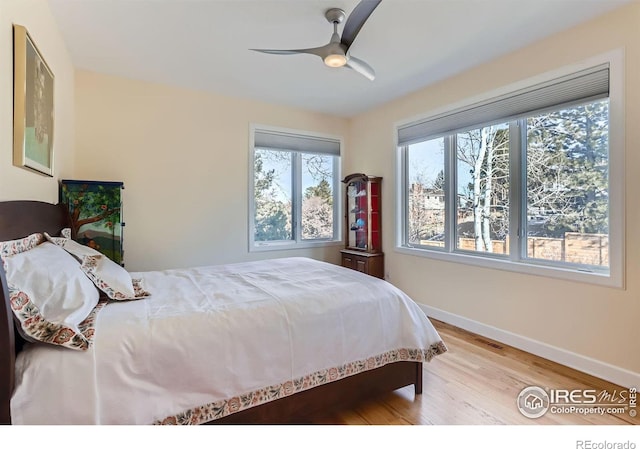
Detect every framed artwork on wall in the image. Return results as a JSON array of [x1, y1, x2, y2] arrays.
[[13, 24, 55, 177]]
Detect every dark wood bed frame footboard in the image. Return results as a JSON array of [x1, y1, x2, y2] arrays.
[[0, 200, 423, 425]]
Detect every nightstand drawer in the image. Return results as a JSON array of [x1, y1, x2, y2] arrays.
[[340, 250, 384, 279]]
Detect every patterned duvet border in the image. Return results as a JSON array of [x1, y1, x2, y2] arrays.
[[9, 288, 107, 351], [156, 341, 448, 425]]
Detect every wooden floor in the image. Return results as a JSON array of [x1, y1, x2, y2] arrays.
[[310, 319, 638, 425]]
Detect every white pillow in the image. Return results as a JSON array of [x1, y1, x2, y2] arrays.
[[51, 234, 105, 259], [2, 241, 103, 351], [0, 232, 44, 259], [45, 233, 150, 301], [80, 255, 151, 300]]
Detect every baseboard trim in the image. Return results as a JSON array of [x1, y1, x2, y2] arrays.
[[420, 304, 640, 389]]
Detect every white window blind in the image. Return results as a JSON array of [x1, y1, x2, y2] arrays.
[[398, 64, 610, 146], [254, 130, 341, 156]]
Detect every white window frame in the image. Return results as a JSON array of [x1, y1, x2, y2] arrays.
[[395, 51, 625, 288], [249, 124, 343, 252]]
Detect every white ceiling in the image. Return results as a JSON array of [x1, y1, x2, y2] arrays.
[[48, 0, 632, 118]]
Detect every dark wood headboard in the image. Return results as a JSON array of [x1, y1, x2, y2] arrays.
[[0, 201, 69, 424]]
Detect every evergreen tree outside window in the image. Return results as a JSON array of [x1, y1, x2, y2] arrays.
[[250, 126, 341, 250], [525, 100, 609, 265]]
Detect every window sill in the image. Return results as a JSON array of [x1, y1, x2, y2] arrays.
[[250, 240, 343, 253], [394, 245, 622, 289]]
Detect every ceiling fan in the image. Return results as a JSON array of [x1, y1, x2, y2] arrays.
[[250, 0, 382, 81]]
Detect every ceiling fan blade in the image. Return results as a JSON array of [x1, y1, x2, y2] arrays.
[[250, 46, 327, 57], [346, 56, 375, 81], [340, 0, 382, 51]]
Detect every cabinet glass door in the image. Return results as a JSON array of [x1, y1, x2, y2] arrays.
[[347, 179, 369, 250], [344, 173, 381, 253]]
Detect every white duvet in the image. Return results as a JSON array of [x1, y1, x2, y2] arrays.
[[11, 257, 446, 424]]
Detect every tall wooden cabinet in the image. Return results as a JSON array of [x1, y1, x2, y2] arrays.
[[340, 173, 384, 279]]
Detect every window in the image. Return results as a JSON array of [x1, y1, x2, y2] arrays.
[[397, 57, 624, 287], [456, 122, 511, 255], [250, 126, 341, 250], [525, 101, 609, 266], [407, 137, 445, 248]]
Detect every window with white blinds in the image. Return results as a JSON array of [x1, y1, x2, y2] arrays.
[[250, 126, 342, 250], [396, 56, 624, 288]]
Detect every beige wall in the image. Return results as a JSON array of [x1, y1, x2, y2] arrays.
[[74, 71, 348, 271], [0, 0, 75, 202], [348, 3, 640, 378]]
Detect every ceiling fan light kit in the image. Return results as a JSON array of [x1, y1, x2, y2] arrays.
[[249, 0, 381, 80], [324, 53, 347, 68]]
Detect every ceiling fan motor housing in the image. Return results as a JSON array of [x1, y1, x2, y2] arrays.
[[325, 8, 346, 24]]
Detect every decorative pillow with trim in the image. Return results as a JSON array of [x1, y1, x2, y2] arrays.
[[1, 233, 46, 343], [0, 232, 44, 259], [60, 227, 72, 239], [80, 255, 150, 301], [45, 233, 150, 301], [1, 240, 103, 351], [45, 232, 104, 260]]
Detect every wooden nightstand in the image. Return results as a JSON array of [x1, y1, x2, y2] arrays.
[[340, 249, 384, 279]]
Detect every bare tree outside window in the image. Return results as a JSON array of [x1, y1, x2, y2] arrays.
[[456, 123, 510, 254], [254, 148, 338, 244], [402, 100, 609, 268], [407, 138, 445, 247], [302, 154, 334, 240]]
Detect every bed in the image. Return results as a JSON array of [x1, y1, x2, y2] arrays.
[[0, 200, 446, 424]]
